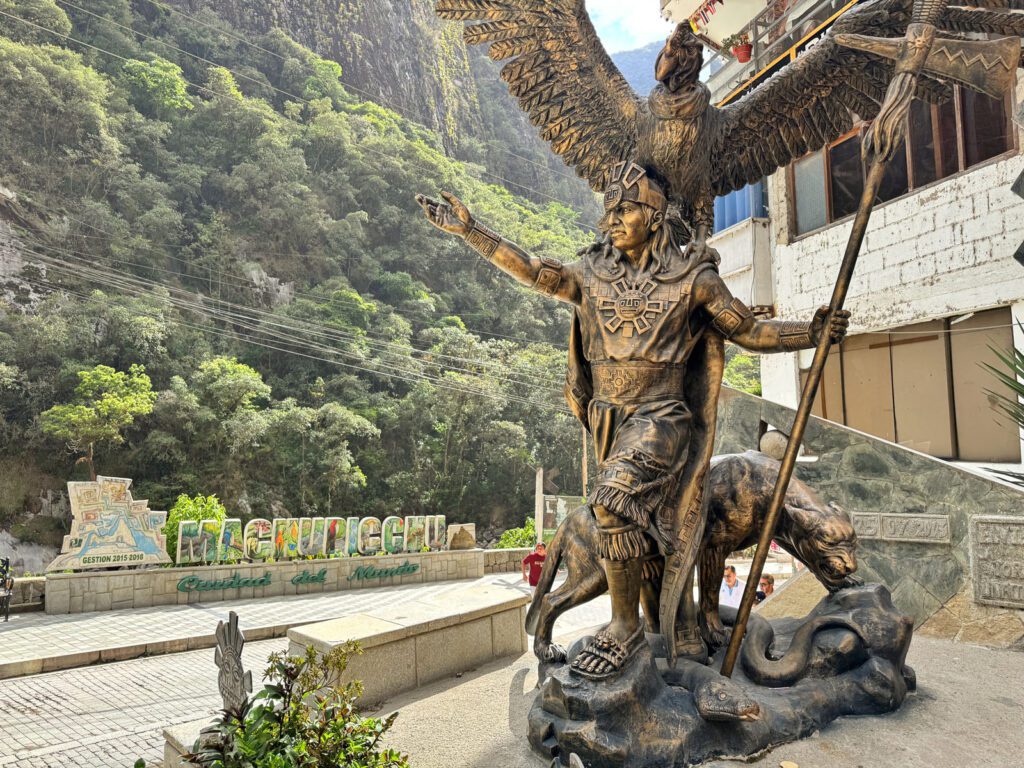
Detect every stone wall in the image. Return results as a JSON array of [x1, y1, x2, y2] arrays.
[[483, 548, 531, 574], [44, 549, 486, 615], [7, 577, 44, 611], [716, 388, 1024, 649]]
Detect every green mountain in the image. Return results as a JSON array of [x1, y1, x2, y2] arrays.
[[611, 41, 662, 96], [0, 0, 592, 540]]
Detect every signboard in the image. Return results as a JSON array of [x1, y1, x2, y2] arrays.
[[176, 514, 446, 565], [541, 496, 585, 543], [174, 562, 421, 592], [971, 516, 1024, 610], [46, 477, 172, 572]]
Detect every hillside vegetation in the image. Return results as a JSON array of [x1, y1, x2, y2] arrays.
[[0, 0, 592, 533], [0, 1, 759, 544]]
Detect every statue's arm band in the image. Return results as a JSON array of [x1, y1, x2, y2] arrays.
[[778, 321, 815, 351], [533, 256, 563, 297], [711, 298, 754, 338], [464, 222, 501, 259]]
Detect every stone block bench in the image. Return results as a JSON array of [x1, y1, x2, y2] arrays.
[[287, 580, 530, 704], [163, 581, 530, 766]]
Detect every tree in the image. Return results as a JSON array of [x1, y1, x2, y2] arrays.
[[163, 493, 226, 561], [985, 324, 1024, 430], [39, 364, 156, 479], [121, 56, 193, 120]]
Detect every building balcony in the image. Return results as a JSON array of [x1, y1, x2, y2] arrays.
[[661, 0, 861, 104]]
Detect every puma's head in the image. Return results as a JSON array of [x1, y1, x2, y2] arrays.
[[783, 501, 859, 588]]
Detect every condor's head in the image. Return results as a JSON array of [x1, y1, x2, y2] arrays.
[[655, 24, 704, 93]]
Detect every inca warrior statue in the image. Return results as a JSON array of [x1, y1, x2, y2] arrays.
[[418, 163, 850, 677]]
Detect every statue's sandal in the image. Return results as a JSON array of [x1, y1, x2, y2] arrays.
[[571, 625, 646, 680]]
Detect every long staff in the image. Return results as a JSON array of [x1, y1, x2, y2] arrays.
[[720, 156, 890, 677]]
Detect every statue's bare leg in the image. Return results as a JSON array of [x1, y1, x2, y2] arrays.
[[571, 503, 646, 678]]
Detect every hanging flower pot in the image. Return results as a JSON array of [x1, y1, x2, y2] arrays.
[[733, 43, 753, 63]]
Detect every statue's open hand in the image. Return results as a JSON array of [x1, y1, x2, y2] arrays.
[[416, 191, 473, 238], [811, 306, 851, 345]]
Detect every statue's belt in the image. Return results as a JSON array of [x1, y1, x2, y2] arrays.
[[591, 362, 687, 405]]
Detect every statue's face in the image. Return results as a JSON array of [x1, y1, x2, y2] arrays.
[[605, 201, 654, 252]]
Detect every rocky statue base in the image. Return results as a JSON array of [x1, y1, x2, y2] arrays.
[[529, 585, 915, 767]]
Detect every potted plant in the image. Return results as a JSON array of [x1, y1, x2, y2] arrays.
[[722, 33, 753, 63]]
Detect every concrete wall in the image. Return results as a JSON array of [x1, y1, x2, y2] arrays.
[[708, 217, 774, 310], [44, 549, 489, 615], [716, 388, 1024, 649]]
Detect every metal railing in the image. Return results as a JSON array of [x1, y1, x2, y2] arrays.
[[701, 0, 852, 101]]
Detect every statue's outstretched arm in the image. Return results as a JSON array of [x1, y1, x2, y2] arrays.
[[416, 192, 581, 305], [692, 269, 850, 352]]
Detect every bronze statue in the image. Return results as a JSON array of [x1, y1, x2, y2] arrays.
[[418, 166, 849, 678], [524, 451, 861, 664], [435, 0, 1019, 259], [422, 2, 1021, 763]]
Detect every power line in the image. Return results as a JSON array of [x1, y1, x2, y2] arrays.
[[18, 246, 566, 392], [15, 234, 566, 385], [13, 241, 568, 395], [17, 270, 573, 413], [19, 186, 573, 349]]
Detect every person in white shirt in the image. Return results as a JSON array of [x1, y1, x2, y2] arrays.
[[719, 565, 746, 609]]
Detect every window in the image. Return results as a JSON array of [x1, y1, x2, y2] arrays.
[[713, 180, 768, 234], [791, 85, 1015, 236], [807, 308, 1020, 462]]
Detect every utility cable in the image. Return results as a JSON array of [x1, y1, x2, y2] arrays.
[[15, 234, 565, 386], [18, 270, 572, 412]]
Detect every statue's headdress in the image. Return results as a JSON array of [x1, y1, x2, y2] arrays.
[[602, 161, 667, 218]]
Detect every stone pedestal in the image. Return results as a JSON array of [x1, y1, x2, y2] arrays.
[[530, 585, 915, 767]]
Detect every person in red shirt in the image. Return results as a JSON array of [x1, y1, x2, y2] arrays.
[[522, 543, 547, 588]]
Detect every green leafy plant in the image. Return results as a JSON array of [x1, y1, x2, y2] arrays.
[[163, 494, 227, 561], [495, 517, 536, 549], [185, 643, 410, 768], [985, 322, 1024, 430], [39, 364, 157, 480]]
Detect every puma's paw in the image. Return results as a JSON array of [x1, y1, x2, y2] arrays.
[[540, 643, 567, 663], [700, 614, 729, 649]]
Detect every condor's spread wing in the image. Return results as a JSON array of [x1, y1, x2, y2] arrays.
[[710, 0, 1023, 196], [436, 0, 644, 190]]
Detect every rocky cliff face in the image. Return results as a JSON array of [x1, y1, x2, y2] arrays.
[[172, 0, 597, 211]]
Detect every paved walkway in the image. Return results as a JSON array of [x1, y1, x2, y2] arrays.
[[384, 635, 1024, 768], [0, 577, 610, 767], [0, 574, 534, 679]]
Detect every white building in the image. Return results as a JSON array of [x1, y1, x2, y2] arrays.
[[664, 0, 1024, 465]]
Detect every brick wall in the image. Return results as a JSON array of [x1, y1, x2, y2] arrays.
[[769, 153, 1024, 332]]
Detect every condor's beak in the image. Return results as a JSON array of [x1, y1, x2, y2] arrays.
[[655, 49, 675, 83]]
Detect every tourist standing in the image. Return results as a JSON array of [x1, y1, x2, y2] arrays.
[[720, 565, 746, 609], [522, 543, 547, 588], [755, 574, 775, 604]]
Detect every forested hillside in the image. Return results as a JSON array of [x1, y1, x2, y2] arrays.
[[0, 1, 758, 558], [165, 0, 600, 213], [0, 0, 594, 541]]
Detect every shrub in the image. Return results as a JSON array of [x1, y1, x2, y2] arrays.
[[185, 642, 410, 768], [163, 494, 227, 560], [495, 517, 536, 549]]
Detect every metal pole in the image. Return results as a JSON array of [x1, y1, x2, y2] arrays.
[[721, 158, 889, 677]]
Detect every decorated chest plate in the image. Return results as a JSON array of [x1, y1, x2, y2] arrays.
[[587, 276, 683, 338]]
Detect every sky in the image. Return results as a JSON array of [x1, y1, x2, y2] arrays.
[[586, 0, 675, 53]]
